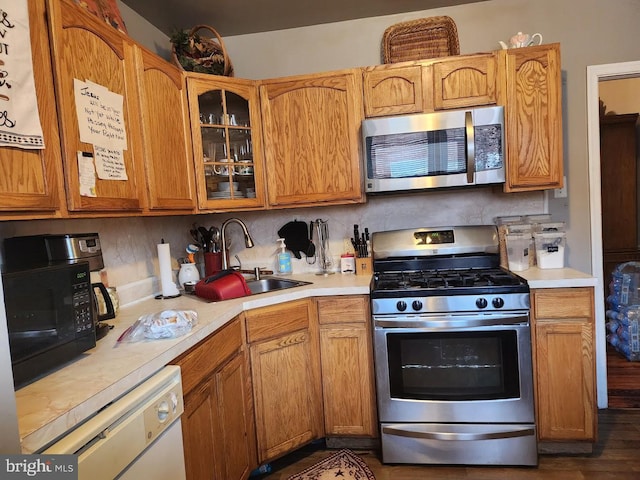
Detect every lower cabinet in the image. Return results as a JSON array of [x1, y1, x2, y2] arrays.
[[245, 299, 324, 463], [531, 288, 597, 448], [171, 317, 257, 480], [317, 296, 378, 437]]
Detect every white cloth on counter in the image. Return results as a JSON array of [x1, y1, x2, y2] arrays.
[[0, 0, 45, 149]]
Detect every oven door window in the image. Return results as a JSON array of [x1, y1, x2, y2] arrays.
[[386, 331, 520, 401]]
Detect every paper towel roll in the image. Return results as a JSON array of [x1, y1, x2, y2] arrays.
[[158, 243, 180, 297]]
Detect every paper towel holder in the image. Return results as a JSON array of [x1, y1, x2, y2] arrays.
[[155, 240, 182, 299]]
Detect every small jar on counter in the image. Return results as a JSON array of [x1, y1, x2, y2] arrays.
[[340, 253, 356, 274]]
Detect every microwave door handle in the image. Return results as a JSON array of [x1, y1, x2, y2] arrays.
[[465, 110, 475, 183]]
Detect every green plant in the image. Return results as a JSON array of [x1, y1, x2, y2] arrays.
[[170, 29, 227, 75]]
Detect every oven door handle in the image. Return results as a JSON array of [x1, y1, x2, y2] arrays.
[[382, 425, 535, 442], [374, 314, 529, 329]]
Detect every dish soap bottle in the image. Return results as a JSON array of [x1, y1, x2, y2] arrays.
[[276, 238, 292, 275]]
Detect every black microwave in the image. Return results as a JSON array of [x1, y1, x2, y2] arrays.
[[2, 261, 96, 388]]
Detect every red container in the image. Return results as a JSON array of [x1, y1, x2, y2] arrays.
[[194, 270, 251, 301], [204, 252, 222, 276]]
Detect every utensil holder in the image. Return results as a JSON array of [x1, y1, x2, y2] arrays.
[[204, 252, 222, 277]]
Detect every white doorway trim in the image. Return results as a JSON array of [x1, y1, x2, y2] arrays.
[[587, 60, 640, 409]]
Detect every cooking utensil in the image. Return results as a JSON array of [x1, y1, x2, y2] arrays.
[[209, 226, 220, 253]]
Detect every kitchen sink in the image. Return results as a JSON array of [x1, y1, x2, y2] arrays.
[[245, 277, 311, 295]]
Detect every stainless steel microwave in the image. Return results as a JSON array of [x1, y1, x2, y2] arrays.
[[2, 262, 96, 388], [362, 105, 505, 193]]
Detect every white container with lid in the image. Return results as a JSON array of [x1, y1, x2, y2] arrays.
[[505, 233, 530, 272], [534, 231, 566, 269]]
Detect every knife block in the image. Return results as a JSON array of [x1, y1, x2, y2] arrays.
[[355, 257, 373, 276]]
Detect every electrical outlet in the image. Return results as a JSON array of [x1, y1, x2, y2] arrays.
[[553, 176, 568, 198], [343, 238, 353, 254]]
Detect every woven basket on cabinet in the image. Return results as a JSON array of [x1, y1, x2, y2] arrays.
[[382, 16, 460, 64], [170, 24, 234, 76]]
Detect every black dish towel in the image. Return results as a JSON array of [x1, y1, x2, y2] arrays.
[[277, 220, 315, 259]]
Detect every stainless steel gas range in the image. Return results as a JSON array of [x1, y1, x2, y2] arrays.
[[370, 225, 537, 466]]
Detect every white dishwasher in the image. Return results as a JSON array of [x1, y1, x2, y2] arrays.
[[43, 366, 186, 480]]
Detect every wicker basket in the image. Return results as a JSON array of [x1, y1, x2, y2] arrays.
[[171, 25, 234, 76], [382, 16, 460, 64]]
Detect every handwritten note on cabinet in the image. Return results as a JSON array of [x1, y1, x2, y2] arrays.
[[73, 79, 128, 187]]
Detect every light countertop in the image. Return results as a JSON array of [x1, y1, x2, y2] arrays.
[[15, 266, 596, 454], [516, 266, 598, 289], [16, 273, 370, 454]]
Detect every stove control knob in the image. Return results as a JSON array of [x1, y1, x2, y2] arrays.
[[412, 300, 423, 311], [396, 301, 407, 312], [492, 297, 505, 309], [476, 298, 488, 309]]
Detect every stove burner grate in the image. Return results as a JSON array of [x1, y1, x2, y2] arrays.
[[374, 268, 525, 292]]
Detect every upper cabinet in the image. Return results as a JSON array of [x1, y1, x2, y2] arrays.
[[362, 64, 426, 117], [47, 0, 145, 212], [134, 46, 196, 212], [362, 53, 497, 117], [186, 74, 266, 211], [497, 43, 563, 192], [432, 53, 497, 110], [47, 0, 197, 214], [0, 0, 65, 218], [259, 69, 365, 207]]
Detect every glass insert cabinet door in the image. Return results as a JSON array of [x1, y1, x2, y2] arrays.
[[186, 75, 264, 208]]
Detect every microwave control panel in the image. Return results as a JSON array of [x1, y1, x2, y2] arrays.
[[72, 273, 94, 335]]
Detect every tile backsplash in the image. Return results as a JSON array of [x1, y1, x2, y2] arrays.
[[0, 187, 543, 305]]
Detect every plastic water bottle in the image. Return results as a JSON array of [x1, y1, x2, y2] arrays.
[[249, 464, 272, 477]]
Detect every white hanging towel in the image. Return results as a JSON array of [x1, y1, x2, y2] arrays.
[[0, 0, 45, 149]]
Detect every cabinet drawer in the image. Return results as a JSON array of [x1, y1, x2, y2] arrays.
[[172, 317, 242, 394], [533, 288, 594, 319], [317, 296, 369, 325], [246, 300, 312, 343]]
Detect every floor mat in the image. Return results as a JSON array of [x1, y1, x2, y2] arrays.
[[287, 449, 375, 480]]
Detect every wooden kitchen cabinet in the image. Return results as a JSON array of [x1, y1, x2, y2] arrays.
[[245, 299, 324, 462], [133, 45, 196, 212], [432, 53, 497, 110], [531, 288, 597, 449], [46, 0, 146, 212], [0, 0, 65, 218], [259, 69, 365, 207], [362, 53, 497, 117], [186, 74, 266, 211], [317, 296, 378, 438], [498, 43, 563, 192], [362, 64, 427, 117], [172, 317, 257, 480]]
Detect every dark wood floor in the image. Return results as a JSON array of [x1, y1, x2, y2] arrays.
[[607, 345, 640, 408], [261, 410, 640, 479]]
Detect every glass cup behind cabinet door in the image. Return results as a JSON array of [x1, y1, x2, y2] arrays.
[[225, 92, 256, 199]]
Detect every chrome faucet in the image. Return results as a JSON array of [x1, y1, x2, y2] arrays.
[[220, 218, 255, 270]]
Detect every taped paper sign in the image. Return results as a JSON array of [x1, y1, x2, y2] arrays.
[[77, 151, 97, 197], [73, 79, 128, 194], [73, 79, 127, 149], [94, 145, 127, 180]]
